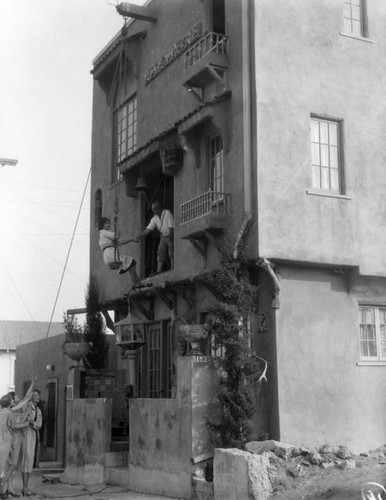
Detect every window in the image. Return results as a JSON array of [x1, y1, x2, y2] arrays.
[[212, 0, 225, 34], [137, 320, 174, 398], [311, 116, 342, 193], [343, 0, 367, 38], [359, 306, 386, 361], [114, 95, 137, 173], [209, 134, 224, 193]]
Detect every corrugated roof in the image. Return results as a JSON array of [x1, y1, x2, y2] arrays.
[[0, 321, 64, 351]]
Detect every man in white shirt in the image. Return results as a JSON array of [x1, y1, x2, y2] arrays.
[[134, 201, 174, 274]]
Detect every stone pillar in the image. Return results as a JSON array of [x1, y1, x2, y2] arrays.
[[126, 351, 137, 387], [214, 448, 272, 500]]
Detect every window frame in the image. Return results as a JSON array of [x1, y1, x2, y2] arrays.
[[342, 0, 368, 39], [113, 94, 137, 181], [137, 320, 174, 399], [310, 115, 345, 195], [358, 305, 386, 363], [208, 133, 224, 196]]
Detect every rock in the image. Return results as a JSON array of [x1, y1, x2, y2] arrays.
[[287, 465, 303, 477], [320, 462, 334, 469], [319, 444, 334, 454], [360, 452, 370, 457], [336, 446, 351, 459], [245, 440, 294, 458], [308, 449, 323, 465], [339, 459, 356, 470]]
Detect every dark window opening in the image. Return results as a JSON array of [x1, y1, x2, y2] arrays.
[[212, 0, 225, 34]]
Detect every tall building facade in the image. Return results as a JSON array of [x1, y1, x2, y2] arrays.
[[90, 0, 386, 477]]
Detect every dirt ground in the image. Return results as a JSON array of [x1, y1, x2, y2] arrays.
[[269, 449, 386, 500]]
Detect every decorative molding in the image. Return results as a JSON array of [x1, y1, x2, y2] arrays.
[[144, 23, 202, 85]]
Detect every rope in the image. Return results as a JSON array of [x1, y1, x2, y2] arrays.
[[44, 167, 91, 342]]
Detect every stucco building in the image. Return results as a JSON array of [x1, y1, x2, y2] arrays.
[[89, 0, 386, 495]]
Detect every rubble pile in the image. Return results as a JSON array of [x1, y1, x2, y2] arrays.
[[245, 440, 386, 495]]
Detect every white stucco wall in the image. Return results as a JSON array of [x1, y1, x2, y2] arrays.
[[275, 267, 386, 454], [254, 0, 386, 275], [0, 351, 15, 396]]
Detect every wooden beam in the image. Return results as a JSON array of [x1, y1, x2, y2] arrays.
[[204, 230, 222, 253], [116, 3, 157, 22], [187, 236, 207, 260], [158, 291, 174, 310], [132, 297, 154, 321]]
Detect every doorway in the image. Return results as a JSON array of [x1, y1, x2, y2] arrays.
[[45, 378, 58, 461]]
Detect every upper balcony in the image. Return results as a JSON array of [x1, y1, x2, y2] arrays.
[[184, 32, 228, 89], [180, 190, 230, 241]]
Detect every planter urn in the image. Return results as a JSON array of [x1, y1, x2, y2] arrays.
[[63, 341, 92, 367]]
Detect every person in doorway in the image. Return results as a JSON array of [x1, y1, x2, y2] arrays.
[[19, 390, 42, 497], [134, 201, 174, 275], [98, 217, 141, 288]]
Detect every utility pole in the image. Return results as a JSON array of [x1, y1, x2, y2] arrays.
[[0, 158, 18, 167]]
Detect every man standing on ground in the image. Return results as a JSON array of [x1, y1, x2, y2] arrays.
[[134, 201, 174, 274]]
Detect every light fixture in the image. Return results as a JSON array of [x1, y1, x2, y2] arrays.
[[135, 176, 148, 192], [114, 308, 146, 351]]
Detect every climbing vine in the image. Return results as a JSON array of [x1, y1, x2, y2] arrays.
[[84, 276, 109, 369], [198, 225, 265, 449]]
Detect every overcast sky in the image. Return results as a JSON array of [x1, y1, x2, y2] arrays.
[[0, 0, 143, 324]]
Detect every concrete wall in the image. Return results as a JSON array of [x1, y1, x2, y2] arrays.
[[16, 333, 72, 464], [129, 356, 219, 499], [15, 333, 118, 465], [0, 350, 15, 396], [275, 266, 386, 453], [63, 398, 112, 485], [254, 0, 386, 275]]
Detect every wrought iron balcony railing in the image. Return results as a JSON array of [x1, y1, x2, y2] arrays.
[[185, 32, 228, 70], [180, 190, 230, 225]]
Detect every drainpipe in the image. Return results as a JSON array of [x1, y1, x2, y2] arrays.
[[241, 0, 253, 216], [233, 0, 254, 260]]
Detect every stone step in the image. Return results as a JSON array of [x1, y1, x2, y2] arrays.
[[105, 466, 130, 487], [105, 451, 128, 468], [111, 440, 130, 452], [192, 477, 214, 500]]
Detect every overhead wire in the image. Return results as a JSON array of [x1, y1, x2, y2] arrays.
[[44, 167, 91, 341], [0, 203, 89, 249], [0, 179, 87, 193], [0, 183, 90, 231], [0, 256, 42, 328]]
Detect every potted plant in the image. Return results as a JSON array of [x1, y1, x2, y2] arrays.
[[62, 312, 92, 367]]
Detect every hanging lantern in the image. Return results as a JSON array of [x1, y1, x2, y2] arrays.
[[160, 147, 183, 176], [115, 310, 146, 351]]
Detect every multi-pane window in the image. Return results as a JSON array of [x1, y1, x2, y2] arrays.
[[359, 306, 386, 361], [343, 0, 367, 37], [311, 117, 342, 192], [115, 95, 137, 167], [209, 134, 224, 193], [137, 321, 174, 398]]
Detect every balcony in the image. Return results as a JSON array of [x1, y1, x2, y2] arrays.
[[180, 190, 230, 242], [184, 32, 228, 89]]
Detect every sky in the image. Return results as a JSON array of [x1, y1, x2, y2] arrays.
[[0, 0, 144, 324]]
